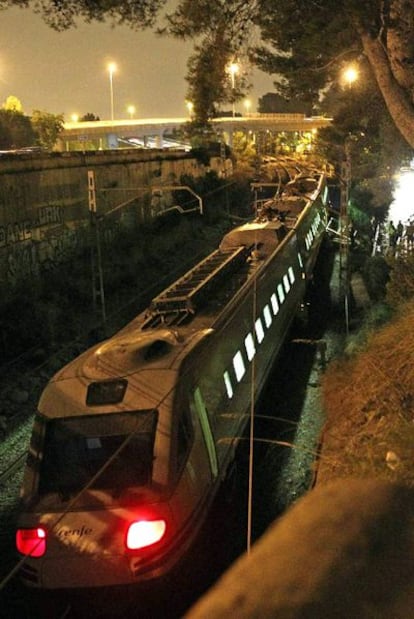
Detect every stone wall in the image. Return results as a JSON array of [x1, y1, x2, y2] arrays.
[[0, 149, 206, 293]]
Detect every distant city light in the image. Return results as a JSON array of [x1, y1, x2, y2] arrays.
[[71, 113, 79, 123], [186, 100, 194, 117], [389, 163, 414, 223], [127, 105, 136, 119]]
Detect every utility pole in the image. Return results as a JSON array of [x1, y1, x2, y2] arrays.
[[88, 171, 107, 330], [339, 139, 351, 334]]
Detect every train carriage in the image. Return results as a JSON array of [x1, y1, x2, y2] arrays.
[[15, 167, 329, 589]]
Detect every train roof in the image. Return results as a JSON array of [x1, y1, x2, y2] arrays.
[[40, 169, 327, 416]]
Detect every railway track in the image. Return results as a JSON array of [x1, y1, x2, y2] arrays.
[[0, 451, 27, 487]]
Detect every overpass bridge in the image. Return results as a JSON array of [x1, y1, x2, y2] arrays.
[[59, 113, 332, 151]]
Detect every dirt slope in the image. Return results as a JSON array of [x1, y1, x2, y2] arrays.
[[316, 301, 414, 486]]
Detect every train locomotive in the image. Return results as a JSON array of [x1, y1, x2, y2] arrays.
[[16, 166, 329, 589]]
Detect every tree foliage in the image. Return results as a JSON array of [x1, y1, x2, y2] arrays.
[[0, 0, 166, 30], [2, 95, 23, 113], [31, 110, 64, 150], [0, 109, 35, 148], [80, 112, 100, 121], [161, 1, 256, 123], [162, 0, 414, 146], [253, 0, 414, 147]]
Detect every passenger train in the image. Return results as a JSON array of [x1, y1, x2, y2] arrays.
[[16, 164, 329, 589]]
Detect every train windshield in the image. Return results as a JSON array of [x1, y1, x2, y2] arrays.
[[38, 410, 157, 497]]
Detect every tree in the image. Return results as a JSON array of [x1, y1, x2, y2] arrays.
[[161, 0, 254, 124], [2, 95, 23, 113], [0, 0, 166, 30], [0, 109, 35, 148], [31, 110, 64, 150], [252, 0, 414, 148], [80, 113, 100, 121], [165, 0, 414, 148]]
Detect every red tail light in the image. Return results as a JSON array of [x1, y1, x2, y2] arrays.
[[126, 519, 167, 550], [16, 527, 47, 558]]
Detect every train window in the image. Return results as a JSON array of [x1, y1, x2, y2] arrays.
[[177, 408, 193, 470], [86, 379, 127, 406], [277, 283, 285, 304], [233, 350, 246, 382], [283, 274, 290, 293], [38, 411, 157, 497], [263, 304, 272, 328], [271, 293, 279, 315], [288, 266, 295, 284], [193, 387, 218, 478], [255, 318, 265, 343], [244, 333, 256, 361], [297, 253, 304, 268], [223, 371, 233, 399]]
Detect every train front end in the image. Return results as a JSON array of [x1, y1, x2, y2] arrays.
[[15, 329, 214, 589]]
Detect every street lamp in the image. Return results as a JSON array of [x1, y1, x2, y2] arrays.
[[244, 99, 251, 116], [108, 62, 117, 122], [127, 105, 136, 119], [228, 62, 239, 117]]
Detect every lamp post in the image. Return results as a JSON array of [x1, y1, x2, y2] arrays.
[[228, 62, 239, 118], [108, 62, 117, 122]]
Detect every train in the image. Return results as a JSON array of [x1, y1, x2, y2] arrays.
[[15, 163, 329, 589]]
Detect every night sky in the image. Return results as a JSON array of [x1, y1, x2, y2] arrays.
[[0, 5, 275, 122]]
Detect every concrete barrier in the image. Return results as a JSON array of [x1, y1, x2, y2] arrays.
[[185, 478, 414, 619]]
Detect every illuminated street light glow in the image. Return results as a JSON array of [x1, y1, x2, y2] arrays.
[[389, 165, 414, 223], [228, 62, 239, 118], [228, 62, 239, 89], [343, 65, 358, 88], [108, 62, 117, 122], [127, 105, 136, 119], [186, 100, 194, 117], [71, 113, 79, 123], [244, 99, 251, 115]]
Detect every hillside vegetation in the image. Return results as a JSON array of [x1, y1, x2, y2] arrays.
[[316, 255, 414, 486]]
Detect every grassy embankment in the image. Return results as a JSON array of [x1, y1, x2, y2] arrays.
[[317, 252, 414, 487]]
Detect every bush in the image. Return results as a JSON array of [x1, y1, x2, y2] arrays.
[[386, 255, 414, 306], [361, 255, 390, 301]]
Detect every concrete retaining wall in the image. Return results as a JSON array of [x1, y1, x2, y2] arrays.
[[0, 149, 207, 292]]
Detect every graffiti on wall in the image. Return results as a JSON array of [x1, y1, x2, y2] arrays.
[[0, 204, 89, 287]]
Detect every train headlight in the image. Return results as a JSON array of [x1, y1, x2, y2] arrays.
[[126, 519, 167, 550], [16, 527, 47, 558]]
